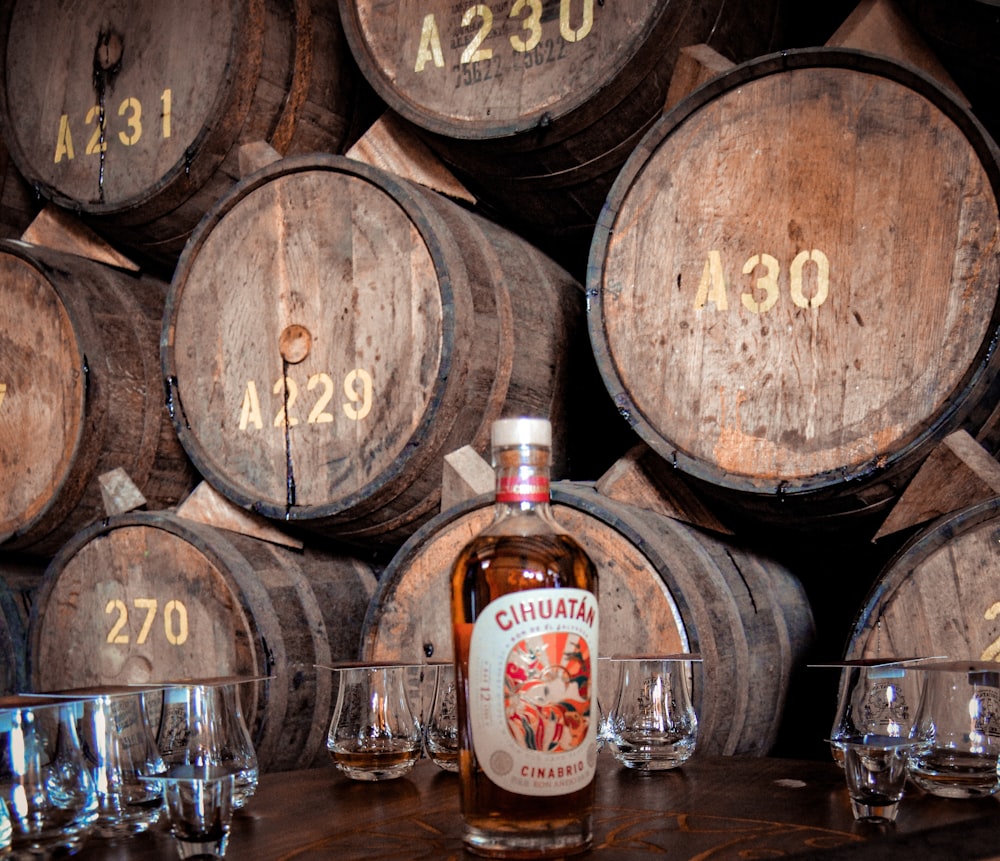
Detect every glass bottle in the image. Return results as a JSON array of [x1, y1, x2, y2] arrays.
[[451, 416, 599, 858]]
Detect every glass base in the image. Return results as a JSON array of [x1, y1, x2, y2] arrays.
[[850, 798, 900, 822], [464, 821, 591, 858], [174, 832, 231, 859], [616, 754, 690, 771]]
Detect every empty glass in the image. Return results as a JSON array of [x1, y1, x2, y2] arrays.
[[74, 690, 165, 837], [596, 657, 623, 753], [0, 695, 98, 856], [327, 664, 422, 781], [424, 663, 459, 772], [156, 680, 258, 809], [605, 656, 699, 771], [145, 766, 236, 859], [907, 661, 1000, 798], [828, 660, 922, 767], [840, 736, 911, 823]]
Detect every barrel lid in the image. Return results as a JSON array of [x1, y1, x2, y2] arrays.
[[588, 47, 1000, 515]]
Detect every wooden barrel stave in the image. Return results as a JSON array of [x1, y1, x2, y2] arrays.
[[846, 496, 1000, 664], [360, 482, 815, 756], [0, 240, 197, 556], [26, 511, 378, 772], [0, 0, 361, 264], [587, 48, 1000, 534], [163, 153, 591, 549], [337, 0, 783, 248]]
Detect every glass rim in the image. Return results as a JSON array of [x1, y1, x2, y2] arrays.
[[827, 735, 916, 750], [315, 661, 427, 672], [808, 656, 946, 669], [139, 768, 237, 785], [0, 693, 81, 711]]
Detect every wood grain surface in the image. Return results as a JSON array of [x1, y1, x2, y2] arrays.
[[163, 153, 587, 548], [848, 496, 1000, 665], [70, 754, 1000, 860], [588, 48, 1000, 530], [361, 482, 815, 757], [337, 0, 783, 246], [26, 510, 377, 771], [0, 0, 359, 260], [0, 241, 195, 556]]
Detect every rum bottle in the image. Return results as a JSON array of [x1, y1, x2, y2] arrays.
[[451, 416, 599, 858]]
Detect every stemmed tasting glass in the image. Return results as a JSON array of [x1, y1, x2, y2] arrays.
[[0, 694, 98, 856], [154, 677, 260, 809]]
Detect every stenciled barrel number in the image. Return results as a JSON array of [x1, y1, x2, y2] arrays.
[[53, 89, 172, 163], [106, 597, 189, 646], [981, 602, 1000, 662], [239, 369, 373, 431], [693, 249, 831, 312], [415, 0, 595, 81]]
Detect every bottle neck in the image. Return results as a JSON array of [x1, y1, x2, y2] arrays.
[[493, 444, 551, 516]]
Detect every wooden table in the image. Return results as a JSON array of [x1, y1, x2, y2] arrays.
[[73, 755, 1000, 860]]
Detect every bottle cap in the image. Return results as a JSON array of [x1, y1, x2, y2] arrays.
[[491, 417, 551, 448]]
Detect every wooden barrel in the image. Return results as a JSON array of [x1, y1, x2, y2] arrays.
[[0, 555, 40, 696], [896, 0, 1000, 146], [337, 0, 783, 258], [359, 482, 816, 757], [0, 0, 362, 266], [0, 135, 41, 240], [26, 510, 378, 772], [845, 496, 1000, 664], [587, 48, 1000, 535], [0, 240, 197, 556], [162, 152, 590, 550]]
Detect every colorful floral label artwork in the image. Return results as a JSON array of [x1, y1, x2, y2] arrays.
[[504, 632, 591, 753]]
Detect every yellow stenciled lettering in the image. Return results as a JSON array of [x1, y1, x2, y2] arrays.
[[0, 382, 6, 409], [134, 598, 157, 645], [161, 88, 172, 138], [343, 368, 373, 420], [273, 376, 299, 427], [982, 602, 1000, 662], [461, 5, 493, 64], [560, 0, 594, 42], [239, 380, 263, 430], [510, 0, 542, 53], [415, 13, 445, 72], [741, 253, 780, 314], [105, 599, 129, 644], [693, 250, 728, 310], [163, 599, 189, 645], [118, 96, 142, 145], [85, 105, 107, 155], [54, 114, 75, 162], [789, 249, 830, 309], [306, 373, 335, 423]]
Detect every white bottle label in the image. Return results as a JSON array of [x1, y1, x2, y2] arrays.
[[468, 587, 598, 796]]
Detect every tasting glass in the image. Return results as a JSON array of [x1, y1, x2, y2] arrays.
[[828, 661, 921, 767], [144, 766, 236, 860], [0, 695, 98, 857], [155, 680, 258, 809], [327, 664, 422, 781], [840, 735, 911, 823], [906, 661, 1000, 798], [424, 664, 459, 772], [596, 657, 623, 752], [606, 656, 698, 771], [74, 690, 166, 837]]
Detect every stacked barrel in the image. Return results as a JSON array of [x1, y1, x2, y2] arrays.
[[1, 0, 999, 769]]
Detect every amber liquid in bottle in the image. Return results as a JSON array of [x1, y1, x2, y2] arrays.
[[451, 422, 598, 859]]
